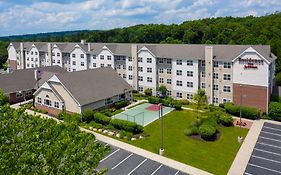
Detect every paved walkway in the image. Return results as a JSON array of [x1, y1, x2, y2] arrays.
[[11, 104, 212, 175]]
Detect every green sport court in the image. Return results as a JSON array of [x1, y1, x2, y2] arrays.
[[112, 103, 174, 126]]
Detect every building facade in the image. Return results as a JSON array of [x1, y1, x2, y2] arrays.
[[8, 41, 277, 112]]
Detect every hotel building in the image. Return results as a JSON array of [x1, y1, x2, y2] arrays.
[[7, 41, 277, 112]]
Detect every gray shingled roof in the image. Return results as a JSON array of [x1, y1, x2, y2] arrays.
[[54, 67, 132, 106], [0, 66, 66, 94]]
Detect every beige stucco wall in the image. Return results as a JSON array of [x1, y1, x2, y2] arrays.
[[35, 88, 61, 109]]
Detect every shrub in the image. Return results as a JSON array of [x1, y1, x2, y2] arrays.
[[199, 124, 217, 141], [110, 119, 143, 134], [224, 102, 259, 120], [178, 99, 190, 105], [94, 112, 111, 125], [144, 88, 152, 96], [148, 97, 160, 104], [63, 113, 81, 124], [132, 90, 138, 93], [173, 101, 182, 110], [269, 102, 281, 121], [160, 99, 172, 107], [82, 108, 95, 123], [219, 115, 233, 126], [219, 103, 225, 108], [184, 125, 199, 136], [209, 105, 225, 112], [99, 109, 113, 117], [126, 132, 133, 140], [119, 130, 127, 138], [275, 72, 281, 86], [88, 121, 103, 129], [115, 100, 130, 109]]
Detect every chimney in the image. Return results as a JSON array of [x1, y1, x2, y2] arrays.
[[20, 43, 25, 69], [204, 46, 213, 104], [88, 43, 91, 52], [81, 40, 86, 45]]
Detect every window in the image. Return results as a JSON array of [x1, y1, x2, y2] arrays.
[[52, 59, 55, 63], [176, 59, 182, 65], [100, 55, 104, 60], [167, 68, 171, 74], [223, 74, 231, 80], [101, 63, 104, 67], [138, 76, 143, 81], [35, 58, 38, 62], [105, 98, 113, 105], [187, 93, 193, 100], [128, 57, 132, 62], [93, 55, 96, 59], [72, 69, 76, 71], [223, 86, 231, 92], [35, 52, 38, 55], [31, 64, 34, 68], [57, 53, 60, 57], [81, 62, 85, 66], [213, 84, 218, 91], [187, 81, 193, 88], [123, 74, 126, 78], [107, 55, 111, 60], [159, 68, 164, 73], [138, 67, 143, 72], [213, 61, 219, 68], [187, 71, 193, 77], [167, 90, 172, 96], [147, 77, 152, 83], [117, 65, 121, 69], [44, 99, 52, 106], [176, 70, 182, 76], [27, 57, 29, 61], [213, 73, 218, 79], [138, 86, 143, 92], [123, 65, 126, 70], [167, 79, 171, 84], [223, 99, 231, 103], [107, 64, 111, 67], [72, 54, 76, 58], [31, 51, 33, 55], [159, 58, 164, 64], [166, 59, 172, 64], [201, 60, 206, 67], [80, 54, 84, 58], [159, 78, 164, 83], [128, 66, 132, 71], [16, 92, 23, 98], [54, 101, 60, 108], [201, 82, 206, 89], [138, 57, 142, 62], [213, 97, 218, 104], [129, 75, 133, 80], [147, 58, 152, 63], [57, 60, 60, 64], [187, 60, 193, 66], [176, 92, 182, 98], [201, 71, 205, 78], [224, 62, 231, 68], [93, 63, 96, 67], [27, 64, 29, 68], [72, 61, 76, 65], [147, 67, 152, 73], [37, 97, 42, 104], [31, 58, 34, 61], [176, 80, 182, 86]]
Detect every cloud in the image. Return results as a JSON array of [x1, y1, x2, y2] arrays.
[[0, 0, 280, 36]]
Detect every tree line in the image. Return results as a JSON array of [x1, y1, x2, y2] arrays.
[[1, 12, 281, 72]]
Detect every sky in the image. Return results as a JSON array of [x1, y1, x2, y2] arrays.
[[0, 0, 280, 36]]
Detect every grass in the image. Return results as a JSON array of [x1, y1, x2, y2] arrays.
[[128, 110, 248, 175]]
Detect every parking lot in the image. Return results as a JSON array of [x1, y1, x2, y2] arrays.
[[97, 141, 188, 175], [244, 122, 281, 175]]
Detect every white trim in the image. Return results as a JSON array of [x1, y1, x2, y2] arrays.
[[95, 46, 114, 56], [137, 46, 156, 58], [232, 47, 270, 64], [69, 44, 87, 55], [33, 83, 63, 102]]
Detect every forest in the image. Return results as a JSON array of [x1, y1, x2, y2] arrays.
[[0, 12, 280, 72]]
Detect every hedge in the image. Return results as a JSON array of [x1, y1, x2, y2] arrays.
[[115, 100, 130, 109], [269, 102, 281, 121], [224, 102, 259, 120], [110, 119, 143, 134], [219, 115, 233, 126], [173, 101, 182, 110], [93, 112, 111, 125], [82, 108, 95, 123], [148, 97, 160, 104]]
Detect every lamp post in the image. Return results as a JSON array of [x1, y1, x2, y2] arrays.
[[238, 85, 244, 143], [159, 103, 164, 156]]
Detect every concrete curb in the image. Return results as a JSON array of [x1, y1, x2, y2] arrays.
[[227, 120, 264, 175]]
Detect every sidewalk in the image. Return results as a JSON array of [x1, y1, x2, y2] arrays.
[[11, 104, 212, 175]]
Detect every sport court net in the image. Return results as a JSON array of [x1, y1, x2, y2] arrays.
[[112, 103, 174, 126]]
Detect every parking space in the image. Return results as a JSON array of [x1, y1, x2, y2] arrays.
[[97, 141, 188, 175], [244, 122, 281, 175]]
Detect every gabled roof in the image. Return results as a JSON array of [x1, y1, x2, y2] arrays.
[[0, 66, 66, 94], [53, 67, 132, 106]]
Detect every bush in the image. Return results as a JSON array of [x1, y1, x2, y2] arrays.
[[94, 112, 111, 125], [269, 102, 281, 121], [209, 105, 225, 112], [173, 101, 182, 110], [110, 119, 143, 134], [119, 130, 127, 138], [63, 113, 81, 124], [219, 115, 233, 126], [199, 124, 217, 141], [148, 97, 160, 104], [276, 72, 281, 86], [160, 99, 172, 107], [224, 102, 259, 120], [115, 100, 130, 109], [88, 121, 103, 129], [144, 88, 153, 96], [178, 99, 189, 105], [82, 108, 95, 123], [132, 90, 138, 93], [184, 125, 199, 136], [99, 109, 113, 117], [219, 103, 225, 108]]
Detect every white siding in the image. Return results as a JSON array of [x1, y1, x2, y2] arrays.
[[93, 48, 115, 69], [70, 46, 87, 71]]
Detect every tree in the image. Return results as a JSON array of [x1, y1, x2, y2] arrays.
[[144, 88, 152, 96], [82, 108, 95, 123], [158, 85, 167, 97], [0, 89, 8, 106], [269, 102, 281, 121], [193, 89, 207, 118], [276, 72, 281, 86]]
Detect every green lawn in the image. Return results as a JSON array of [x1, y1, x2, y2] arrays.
[[128, 110, 248, 175]]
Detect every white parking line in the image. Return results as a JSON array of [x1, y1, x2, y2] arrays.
[[151, 164, 163, 175], [100, 148, 120, 162], [248, 163, 281, 174], [252, 155, 281, 164], [255, 148, 281, 156], [264, 126, 281, 132], [257, 142, 281, 149], [262, 131, 281, 137], [127, 158, 147, 175], [112, 153, 133, 170], [244, 172, 253, 175], [175, 170, 180, 175], [260, 136, 281, 143]]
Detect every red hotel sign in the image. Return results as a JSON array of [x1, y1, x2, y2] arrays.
[[238, 57, 264, 69]]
